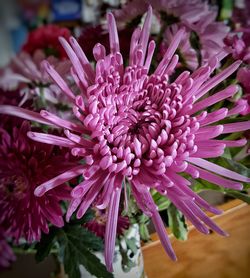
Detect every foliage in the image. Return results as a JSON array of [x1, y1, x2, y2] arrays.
[[35, 211, 113, 278]]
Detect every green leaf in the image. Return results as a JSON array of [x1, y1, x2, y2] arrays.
[[219, 0, 233, 20], [152, 191, 171, 211], [226, 190, 250, 204], [60, 225, 113, 278], [167, 204, 188, 241], [222, 148, 232, 159], [211, 157, 250, 189], [67, 226, 103, 251], [35, 227, 58, 262], [191, 178, 221, 192], [69, 209, 95, 225]]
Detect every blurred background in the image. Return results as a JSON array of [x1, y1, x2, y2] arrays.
[[0, 0, 123, 68]]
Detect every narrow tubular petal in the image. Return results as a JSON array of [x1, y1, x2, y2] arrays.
[[187, 157, 250, 182], [40, 110, 85, 133], [138, 6, 152, 64], [169, 195, 210, 235], [64, 130, 94, 148], [211, 139, 247, 147], [189, 164, 243, 190], [129, 27, 141, 65], [227, 102, 247, 116], [215, 50, 228, 62], [27, 132, 76, 148], [167, 172, 222, 214], [193, 145, 225, 158], [69, 37, 95, 83], [104, 187, 122, 272], [155, 28, 185, 75], [107, 13, 120, 54], [71, 178, 96, 199], [144, 40, 155, 71], [42, 206, 64, 228], [131, 179, 158, 216], [96, 175, 116, 210], [163, 54, 179, 76], [0, 105, 53, 126], [222, 121, 250, 133], [59, 37, 88, 88], [71, 170, 109, 199], [195, 125, 224, 139], [66, 198, 82, 222], [34, 165, 84, 197], [195, 61, 241, 99], [195, 140, 226, 148], [151, 209, 177, 261], [76, 180, 104, 219], [191, 85, 238, 113], [199, 108, 228, 126], [42, 61, 76, 101], [187, 201, 228, 236]]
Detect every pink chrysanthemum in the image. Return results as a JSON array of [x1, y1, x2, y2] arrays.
[[85, 208, 130, 239], [236, 68, 250, 115], [114, 0, 229, 68], [232, 0, 250, 29], [160, 24, 198, 70], [0, 121, 74, 242], [114, 0, 208, 28], [0, 50, 71, 108], [0, 228, 15, 269], [1, 7, 250, 272], [224, 32, 250, 63]]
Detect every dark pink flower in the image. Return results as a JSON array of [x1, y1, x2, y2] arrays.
[[114, 0, 229, 68], [232, 0, 250, 28], [114, 0, 208, 28], [160, 24, 198, 70], [0, 8, 249, 272], [224, 32, 250, 63], [0, 228, 15, 269], [0, 121, 75, 242], [237, 67, 250, 115], [0, 51, 71, 109], [85, 208, 130, 238]]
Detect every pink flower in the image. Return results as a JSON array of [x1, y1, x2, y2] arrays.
[[237, 67, 250, 115], [114, 0, 208, 28], [232, 0, 250, 28], [114, 0, 229, 68], [185, 8, 229, 65], [85, 208, 130, 238], [224, 32, 250, 63], [0, 8, 250, 272], [160, 24, 198, 70], [0, 228, 15, 269], [0, 121, 75, 242], [0, 50, 71, 108]]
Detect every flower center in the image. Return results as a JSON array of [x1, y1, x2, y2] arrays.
[[0, 175, 28, 199], [85, 62, 199, 178]]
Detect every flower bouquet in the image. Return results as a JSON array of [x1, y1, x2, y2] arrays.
[[0, 1, 249, 277]]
